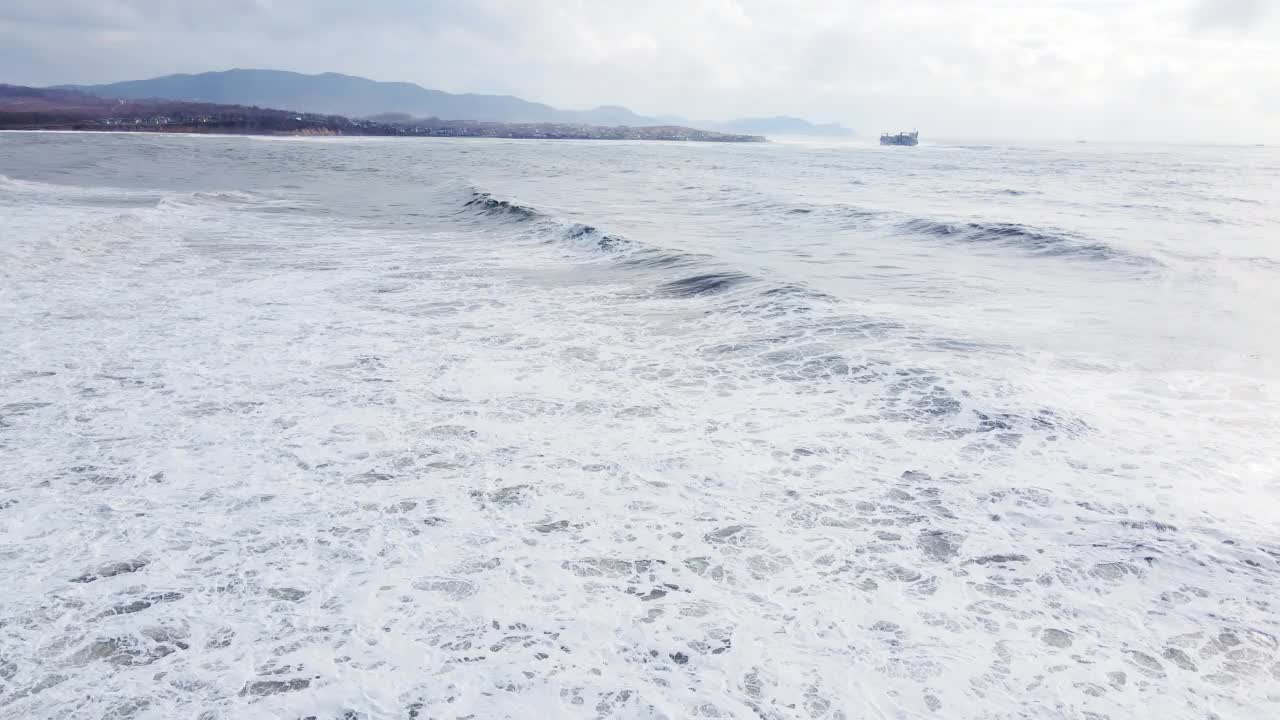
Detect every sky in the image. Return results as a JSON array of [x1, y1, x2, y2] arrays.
[[2, 0, 1278, 142]]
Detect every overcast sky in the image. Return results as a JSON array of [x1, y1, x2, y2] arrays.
[[2, 0, 1277, 141]]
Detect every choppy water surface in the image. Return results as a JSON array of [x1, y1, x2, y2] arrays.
[[1, 132, 1278, 719]]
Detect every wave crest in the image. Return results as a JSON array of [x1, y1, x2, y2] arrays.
[[461, 190, 542, 222], [898, 218, 1154, 264]]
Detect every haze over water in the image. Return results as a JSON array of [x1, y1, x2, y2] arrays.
[[1, 132, 1278, 719]]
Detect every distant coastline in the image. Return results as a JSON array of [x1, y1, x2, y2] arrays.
[[54, 68, 851, 137], [0, 84, 766, 143], [0, 122, 767, 143]]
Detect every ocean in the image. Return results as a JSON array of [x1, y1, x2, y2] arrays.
[[1, 131, 1277, 719]]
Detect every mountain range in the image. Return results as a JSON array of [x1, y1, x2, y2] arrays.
[[55, 69, 854, 137]]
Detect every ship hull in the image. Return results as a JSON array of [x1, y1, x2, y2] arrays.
[[880, 135, 919, 146]]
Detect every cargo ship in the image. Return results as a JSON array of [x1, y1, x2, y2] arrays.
[[880, 130, 919, 146]]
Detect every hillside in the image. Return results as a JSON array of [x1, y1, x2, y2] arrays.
[[57, 69, 853, 135], [58, 69, 646, 125], [0, 84, 764, 142], [0, 83, 379, 135]]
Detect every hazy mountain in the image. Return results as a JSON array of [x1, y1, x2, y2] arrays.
[[57, 69, 570, 123], [0, 83, 109, 112], [58, 69, 853, 134], [712, 116, 855, 137], [57, 69, 670, 126]]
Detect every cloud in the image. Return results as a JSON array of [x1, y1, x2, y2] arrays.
[[1, 0, 1277, 141], [1190, 0, 1271, 32]]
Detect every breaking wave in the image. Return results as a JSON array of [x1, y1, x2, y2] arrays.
[[697, 192, 1157, 267], [455, 187, 823, 314], [897, 217, 1157, 265], [449, 185, 1098, 444], [153, 190, 295, 214], [460, 189, 542, 222], [659, 271, 757, 297]]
